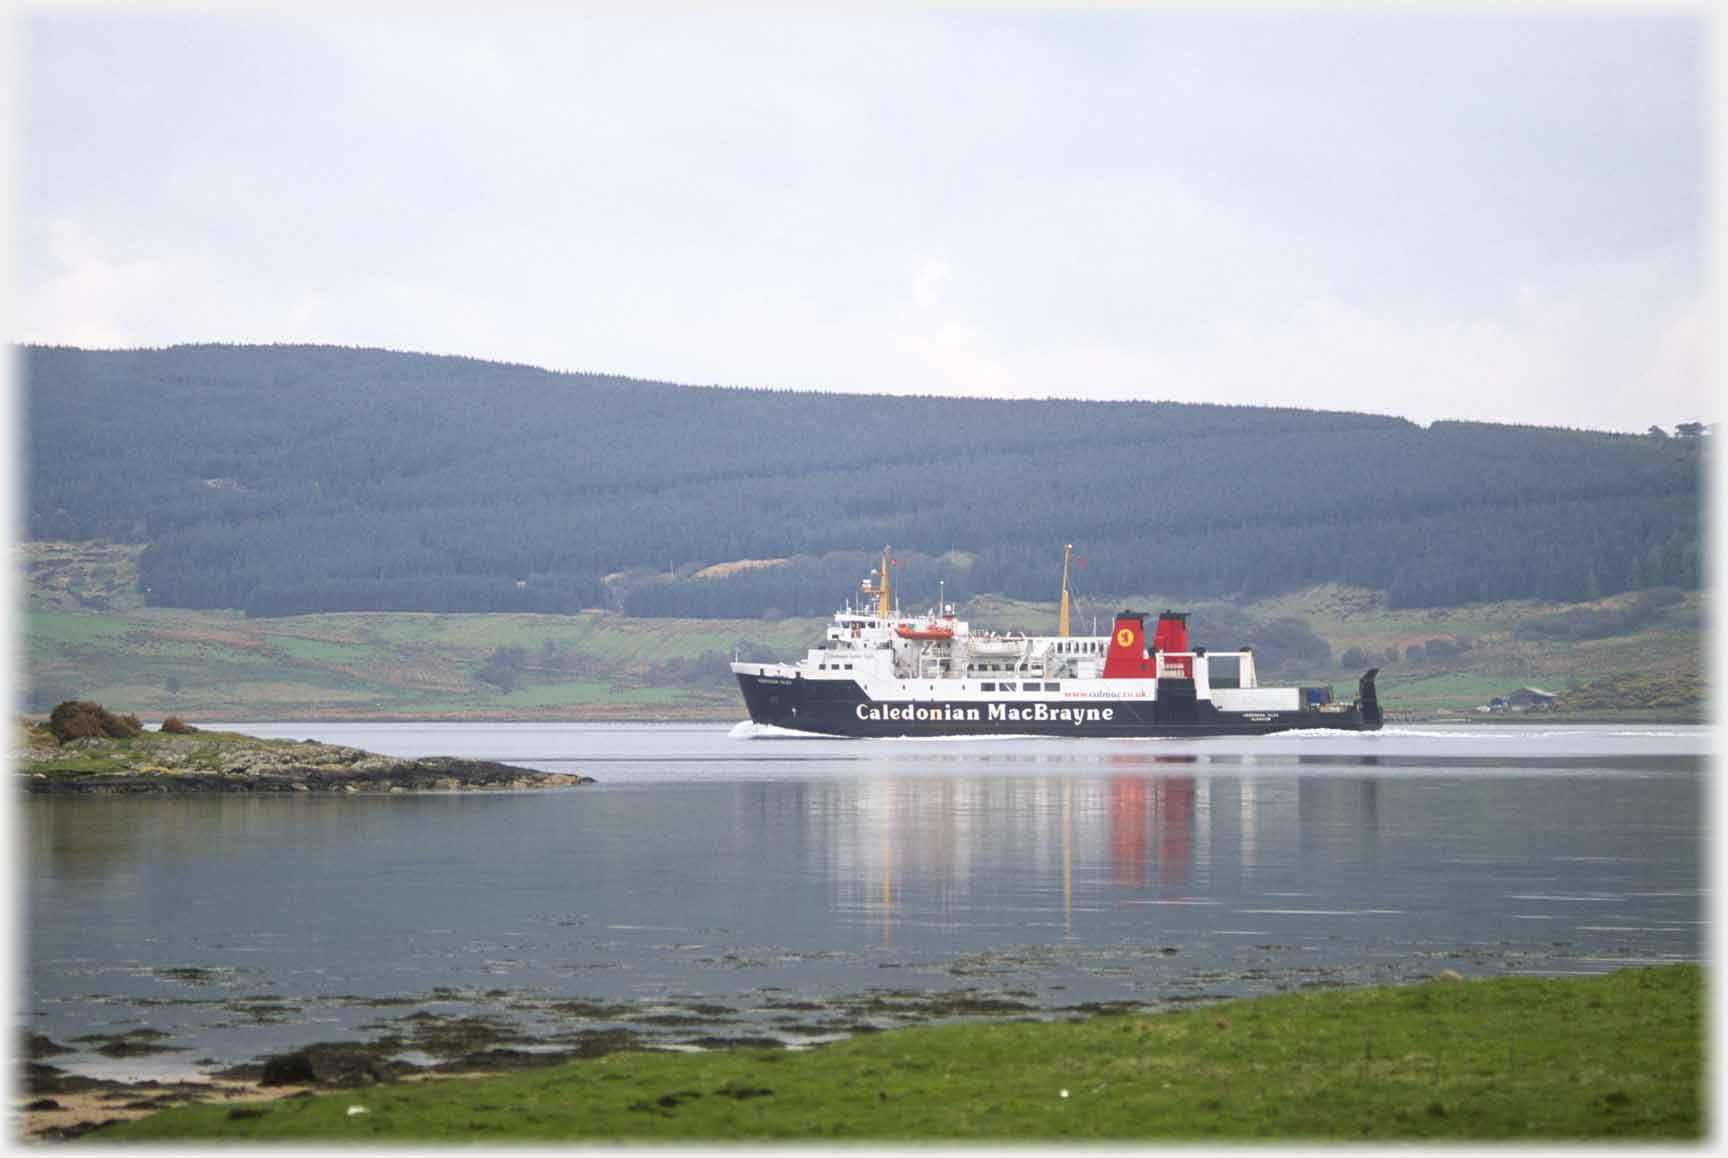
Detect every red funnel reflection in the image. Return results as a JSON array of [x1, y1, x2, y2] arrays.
[[1110, 778, 1147, 889], [1109, 772, 1195, 893], [1155, 778, 1192, 890]]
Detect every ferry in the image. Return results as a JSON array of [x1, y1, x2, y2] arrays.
[[731, 547, 1382, 738]]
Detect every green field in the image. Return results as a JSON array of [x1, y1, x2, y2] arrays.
[[100, 966, 1702, 1142], [19, 543, 1706, 721], [1377, 672, 1532, 712]]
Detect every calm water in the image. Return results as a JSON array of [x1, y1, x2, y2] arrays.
[[22, 722, 1709, 1079]]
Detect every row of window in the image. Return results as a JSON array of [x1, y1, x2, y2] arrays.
[[808, 669, 1087, 694], [1053, 641, 1101, 654], [809, 666, 1061, 692]]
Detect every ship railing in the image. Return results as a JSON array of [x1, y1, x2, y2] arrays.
[[1155, 649, 1258, 690]]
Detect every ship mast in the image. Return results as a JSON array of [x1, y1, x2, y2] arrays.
[[1058, 543, 1072, 637], [877, 545, 892, 619]]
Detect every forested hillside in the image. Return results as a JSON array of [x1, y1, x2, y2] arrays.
[[22, 344, 1705, 618]]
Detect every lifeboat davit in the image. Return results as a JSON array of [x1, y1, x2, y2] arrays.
[[895, 623, 954, 640]]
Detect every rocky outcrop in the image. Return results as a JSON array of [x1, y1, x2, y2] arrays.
[[19, 728, 592, 795]]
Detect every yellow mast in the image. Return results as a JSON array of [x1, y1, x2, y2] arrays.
[[1058, 543, 1072, 637], [877, 545, 892, 619]]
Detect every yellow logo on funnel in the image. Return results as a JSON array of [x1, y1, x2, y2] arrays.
[[1115, 627, 1134, 648]]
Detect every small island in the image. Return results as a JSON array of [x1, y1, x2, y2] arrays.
[[18, 701, 592, 795]]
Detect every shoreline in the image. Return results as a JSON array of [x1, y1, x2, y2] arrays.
[[21, 1076, 302, 1141], [26, 965, 1703, 1143], [21, 950, 1705, 1141], [17, 721, 594, 795], [20, 1065, 510, 1141]]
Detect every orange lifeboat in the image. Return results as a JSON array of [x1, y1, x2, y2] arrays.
[[895, 623, 954, 641]]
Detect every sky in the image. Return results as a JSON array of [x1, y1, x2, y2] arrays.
[[9, 6, 1712, 432]]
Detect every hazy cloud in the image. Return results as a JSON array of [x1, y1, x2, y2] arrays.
[[13, 9, 1708, 431]]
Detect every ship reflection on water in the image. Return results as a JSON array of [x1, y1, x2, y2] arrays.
[[812, 758, 1391, 950]]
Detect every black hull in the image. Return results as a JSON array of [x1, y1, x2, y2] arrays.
[[736, 669, 1383, 739]]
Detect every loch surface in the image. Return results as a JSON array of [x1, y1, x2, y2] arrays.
[[22, 722, 1707, 1078]]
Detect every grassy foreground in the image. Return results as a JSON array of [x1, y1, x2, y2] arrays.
[[103, 966, 1702, 1142]]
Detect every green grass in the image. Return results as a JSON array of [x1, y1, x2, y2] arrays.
[[25, 612, 140, 645], [392, 684, 719, 714], [1380, 672, 1537, 711], [491, 681, 687, 708], [101, 966, 1701, 1142], [263, 634, 378, 663]]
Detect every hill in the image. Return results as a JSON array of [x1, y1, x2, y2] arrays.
[[22, 344, 1705, 619]]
